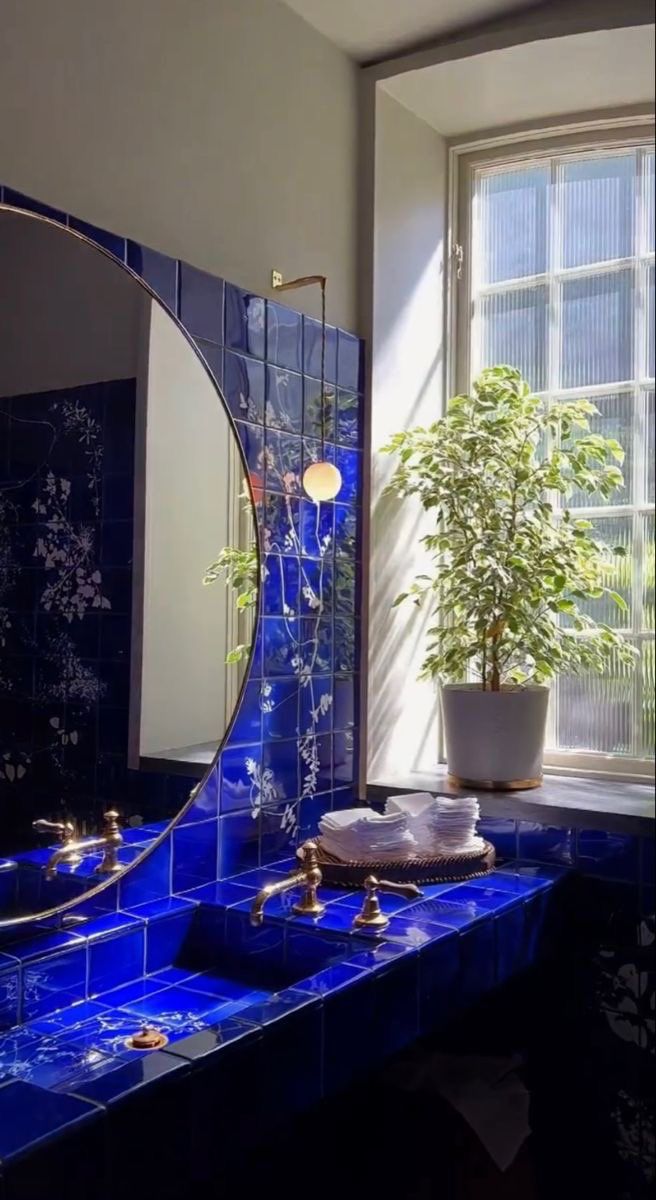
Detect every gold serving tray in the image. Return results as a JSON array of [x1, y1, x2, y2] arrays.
[[315, 838, 496, 888]]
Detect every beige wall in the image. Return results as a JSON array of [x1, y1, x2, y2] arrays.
[[367, 92, 447, 780], [0, 0, 359, 331]]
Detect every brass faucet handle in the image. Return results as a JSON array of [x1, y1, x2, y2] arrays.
[[353, 875, 424, 930], [32, 818, 75, 845], [292, 839, 326, 918], [103, 810, 122, 841]]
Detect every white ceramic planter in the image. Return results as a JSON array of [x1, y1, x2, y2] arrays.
[[440, 684, 550, 790]]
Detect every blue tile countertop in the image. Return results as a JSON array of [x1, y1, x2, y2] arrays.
[[0, 858, 567, 1196]]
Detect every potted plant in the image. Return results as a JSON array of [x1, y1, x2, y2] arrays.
[[383, 365, 638, 789]]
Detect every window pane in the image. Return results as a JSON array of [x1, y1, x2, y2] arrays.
[[555, 650, 633, 754], [644, 513, 655, 633], [561, 154, 635, 268], [477, 167, 549, 284], [563, 392, 633, 507], [479, 286, 547, 391], [560, 269, 634, 388], [647, 392, 655, 502], [646, 152, 655, 254], [640, 638, 655, 758], [572, 515, 633, 629]]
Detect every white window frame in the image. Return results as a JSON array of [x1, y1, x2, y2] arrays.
[[447, 113, 655, 782]]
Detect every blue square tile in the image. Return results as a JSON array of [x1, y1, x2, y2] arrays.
[[300, 498, 334, 558], [494, 904, 527, 985], [260, 802, 298, 865], [264, 428, 302, 495], [372, 955, 420, 1057], [577, 829, 640, 882], [261, 678, 299, 740], [302, 616, 333, 674], [263, 553, 300, 615], [179, 261, 223, 341], [333, 674, 355, 730], [127, 242, 178, 311], [263, 492, 300, 555], [3, 188, 66, 223], [334, 446, 361, 505], [145, 909, 195, 974], [334, 558, 355, 612], [300, 556, 332, 615], [262, 740, 299, 807], [337, 329, 364, 392], [267, 302, 303, 372], [172, 820, 219, 892], [299, 676, 333, 735], [459, 921, 495, 1008], [303, 378, 336, 442], [31, 999, 109, 1035], [88, 926, 145, 995], [218, 812, 260, 878], [418, 930, 460, 1036], [0, 965, 19, 1030], [334, 502, 357, 559], [220, 744, 260, 814], [517, 822, 576, 867], [118, 837, 171, 908], [194, 338, 223, 387], [263, 615, 299, 676], [235, 419, 265, 477], [0, 1079, 100, 1165], [336, 390, 361, 448], [226, 680, 263, 747], [178, 764, 220, 823], [22, 946, 87, 1021], [303, 318, 337, 384], [223, 350, 265, 424], [296, 793, 333, 843], [477, 818, 517, 860], [225, 285, 266, 358], [266, 365, 303, 433], [334, 617, 356, 672], [69, 216, 125, 260], [97, 977, 167, 1007]]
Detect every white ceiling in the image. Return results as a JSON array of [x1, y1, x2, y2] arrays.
[[282, 0, 540, 61], [382, 26, 655, 136]]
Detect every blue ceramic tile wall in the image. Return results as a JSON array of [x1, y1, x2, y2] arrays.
[[0, 182, 364, 912]]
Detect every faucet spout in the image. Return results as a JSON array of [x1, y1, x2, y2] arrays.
[[43, 811, 123, 880], [250, 841, 325, 926]]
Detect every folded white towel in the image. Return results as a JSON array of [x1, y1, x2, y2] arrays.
[[384, 792, 483, 856], [319, 806, 417, 862]]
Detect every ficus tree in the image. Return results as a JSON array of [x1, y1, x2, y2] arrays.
[[383, 365, 638, 692]]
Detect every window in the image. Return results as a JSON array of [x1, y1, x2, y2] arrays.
[[457, 133, 655, 773]]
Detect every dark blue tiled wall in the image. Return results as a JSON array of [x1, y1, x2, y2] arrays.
[[0, 183, 364, 901]]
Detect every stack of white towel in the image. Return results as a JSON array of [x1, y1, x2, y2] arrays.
[[318, 792, 484, 861]]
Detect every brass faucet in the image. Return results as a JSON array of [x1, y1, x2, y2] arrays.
[[353, 875, 423, 931], [41, 810, 123, 881], [250, 840, 325, 926], [33, 817, 81, 865]]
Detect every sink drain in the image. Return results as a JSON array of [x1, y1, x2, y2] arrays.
[[124, 1025, 169, 1051]]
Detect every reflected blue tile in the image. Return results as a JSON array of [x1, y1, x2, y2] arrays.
[[127, 242, 177, 311], [218, 811, 260, 879], [303, 318, 337, 384], [517, 822, 575, 867], [118, 837, 171, 908], [261, 678, 299, 740], [220, 745, 260, 814], [303, 378, 336, 441], [263, 492, 300, 555], [4, 188, 66, 223], [337, 329, 364, 392], [264, 429, 302, 495], [299, 676, 333, 735], [337, 390, 361, 447], [194, 338, 223, 387], [334, 503, 357, 559], [22, 946, 87, 1021], [263, 615, 299, 676], [235, 420, 264, 476], [300, 498, 334, 558], [227, 680, 262, 746], [172, 820, 219, 892], [335, 446, 360, 505], [266, 365, 303, 433], [577, 829, 640, 882], [225, 285, 266, 358], [267, 303, 303, 373], [264, 553, 300, 615], [223, 350, 265, 424], [178, 764, 220, 823], [69, 216, 125, 260], [179, 261, 223, 341]]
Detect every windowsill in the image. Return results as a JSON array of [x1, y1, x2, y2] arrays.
[[367, 766, 654, 837]]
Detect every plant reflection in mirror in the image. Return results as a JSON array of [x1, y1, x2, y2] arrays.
[[383, 365, 638, 691]]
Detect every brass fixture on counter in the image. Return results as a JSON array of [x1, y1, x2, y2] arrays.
[[125, 1026, 169, 1051], [33, 817, 81, 865], [353, 875, 423, 931], [41, 810, 123, 880], [250, 840, 326, 926]]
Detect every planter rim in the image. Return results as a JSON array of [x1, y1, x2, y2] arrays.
[[440, 683, 549, 695]]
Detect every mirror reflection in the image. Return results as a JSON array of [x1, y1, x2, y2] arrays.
[[0, 208, 256, 921]]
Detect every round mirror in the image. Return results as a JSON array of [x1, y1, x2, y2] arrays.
[[0, 207, 257, 925]]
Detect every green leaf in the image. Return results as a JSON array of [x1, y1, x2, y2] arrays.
[[608, 590, 628, 612]]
